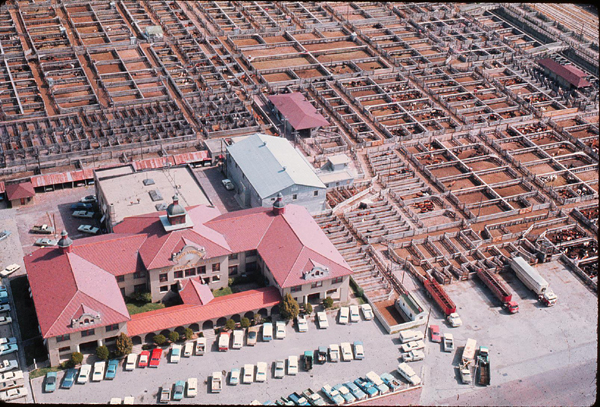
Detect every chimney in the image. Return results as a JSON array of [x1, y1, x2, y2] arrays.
[[57, 230, 73, 254], [272, 192, 285, 215]]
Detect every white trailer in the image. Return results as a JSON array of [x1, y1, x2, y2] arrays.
[[509, 256, 557, 306], [462, 338, 477, 363]]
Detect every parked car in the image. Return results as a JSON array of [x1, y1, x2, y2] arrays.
[[0, 387, 27, 401], [274, 360, 285, 379], [0, 316, 11, 326], [302, 388, 326, 406], [80, 195, 97, 203], [275, 321, 286, 339], [365, 371, 390, 394], [172, 380, 185, 400], [170, 344, 182, 363], [1, 264, 20, 278], [328, 344, 340, 362], [195, 338, 206, 355], [159, 386, 171, 403], [247, 326, 259, 346], [443, 333, 454, 352], [287, 355, 298, 375], [353, 341, 365, 360], [349, 305, 360, 323], [222, 179, 234, 190], [333, 383, 356, 404], [317, 311, 329, 329], [297, 315, 308, 332], [105, 359, 118, 379], [183, 341, 193, 357], [61, 368, 77, 389], [0, 344, 18, 356], [354, 377, 378, 397], [397, 362, 422, 386], [338, 307, 349, 324], [0, 370, 22, 384], [321, 384, 344, 405], [340, 342, 353, 361], [125, 354, 137, 371], [430, 324, 441, 343], [447, 312, 462, 327], [78, 225, 99, 235], [0, 231, 10, 242], [380, 372, 402, 392], [0, 359, 18, 373], [255, 362, 267, 382], [402, 349, 425, 362], [0, 304, 10, 313], [400, 340, 425, 353], [72, 211, 95, 219], [232, 330, 244, 349], [360, 303, 374, 320], [70, 203, 93, 210], [44, 371, 57, 393], [30, 225, 54, 234], [34, 238, 57, 247], [149, 348, 162, 367], [211, 372, 222, 393], [229, 368, 240, 385], [242, 364, 254, 384], [344, 381, 367, 401], [77, 364, 91, 384], [92, 361, 105, 381], [138, 350, 150, 368], [218, 332, 230, 351], [288, 392, 309, 406], [0, 291, 7, 305], [186, 377, 198, 397]]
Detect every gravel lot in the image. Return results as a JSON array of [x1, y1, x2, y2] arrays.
[[31, 310, 419, 404]]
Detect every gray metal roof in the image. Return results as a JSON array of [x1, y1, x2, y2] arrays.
[[227, 133, 325, 199]]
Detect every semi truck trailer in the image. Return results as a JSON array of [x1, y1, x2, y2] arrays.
[[476, 268, 519, 313], [424, 279, 462, 326], [509, 256, 557, 306]]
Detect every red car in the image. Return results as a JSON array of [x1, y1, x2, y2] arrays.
[[138, 350, 150, 368], [429, 325, 441, 343], [149, 348, 162, 368]]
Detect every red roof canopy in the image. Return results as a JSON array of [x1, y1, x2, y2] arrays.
[[538, 58, 591, 88], [268, 92, 329, 130], [5, 181, 35, 200]]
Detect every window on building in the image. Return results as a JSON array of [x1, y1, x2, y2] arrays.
[[228, 265, 238, 276], [245, 250, 257, 257], [246, 262, 257, 272], [185, 268, 195, 277], [120, 288, 125, 297], [116, 275, 125, 283], [314, 190, 319, 196], [311, 281, 323, 289], [327, 289, 337, 296], [81, 329, 95, 338], [133, 270, 146, 279], [292, 194, 298, 200], [174, 270, 183, 279], [134, 284, 146, 293], [106, 324, 119, 332], [197, 265, 206, 274], [229, 253, 238, 261], [56, 334, 70, 342], [160, 285, 168, 293], [203, 278, 210, 285], [212, 275, 221, 282], [58, 346, 71, 353], [332, 276, 344, 284], [291, 285, 302, 293], [212, 263, 220, 272]]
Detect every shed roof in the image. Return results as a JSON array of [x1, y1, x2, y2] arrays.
[[538, 58, 591, 88], [5, 181, 35, 200], [227, 133, 325, 199], [268, 92, 329, 130]]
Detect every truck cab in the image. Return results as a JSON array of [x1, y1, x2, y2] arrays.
[[505, 301, 519, 313], [447, 313, 462, 327], [540, 290, 557, 306], [459, 364, 472, 384]]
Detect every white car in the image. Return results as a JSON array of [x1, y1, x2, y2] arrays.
[[1, 264, 20, 278], [80, 195, 97, 203], [400, 340, 426, 353], [0, 387, 27, 401], [317, 311, 329, 329], [77, 364, 91, 384], [328, 344, 340, 362], [72, 211, 95, 218], [186, 378, 197, 397], [232, 330, 244, 349], [275, 321, 286, 339], [447, 313, 462, 327], [170, 344, 182, 363], [255, 362, 267, 382], [340, 342, 353, 361], [0, 316, 11, 326], [242, 364, 254, 384], [443, 333, 454, 352], [338, 307, 349, 324], [287, 356, 298, 375], [0, 370, 23, 382], [402, 349, 425, 362], [222, 179, 234, 190], [361, 304, 374, 320], [297, 315, 308, 332], [183, 341, 193, 357], [349, 305, 360, 323], [92, 362, 105, 381], [77, 225, 99, 235], [124, 354, 137, 371]]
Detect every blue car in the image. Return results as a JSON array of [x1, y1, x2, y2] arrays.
[[380, 372, 401, 392], [288, 392, 310, 406], [344, 381, 367, 401], [173, 380, 184, 401], [44, 371, 58, 393], [333, 383, 356, 403], [61, 369, 77, 389], [354, 377, 378, 397], [0, 291, 8, 305], [105, 359, 118, 380]]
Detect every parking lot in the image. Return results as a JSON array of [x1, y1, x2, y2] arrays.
[[31, 309, 419, 404]]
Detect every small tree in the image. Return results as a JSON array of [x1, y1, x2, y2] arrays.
[[115, 333, 133, 357], [304, 302, 313, 315], [153, 334, 167, 346], [280, 293, 300, 321], [240, 317, 251, 329], [70, 352, 84, 366], [183, 328, 194, 341], [253, 313, 262, 325], [323, 297, 334, 309], [169, 331, 180, 343], [96, 345, 109, 360], [225, 319, 236, 330]]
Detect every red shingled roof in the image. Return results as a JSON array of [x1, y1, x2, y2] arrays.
[[71, 234, 147, 276], [538, 58, 591, 88], [179, 277, 214, 305], [268, 92, 330, 130], [5, 181, 35, 200], [127, 287, 281, 337]]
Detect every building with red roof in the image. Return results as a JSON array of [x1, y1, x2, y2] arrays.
[[25, 195, 352, 366], [5, 181, 35, 207], [268, 92, 330, 137], [537, 58, 591, 89]]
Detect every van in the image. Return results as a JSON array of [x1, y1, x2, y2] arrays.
[[397, 362, 421, 386], [262, 322, 273, 341], [398, 330, 424, 343]]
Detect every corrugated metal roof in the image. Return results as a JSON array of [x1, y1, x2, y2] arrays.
[[31, 169, 94, 188], [173, 151, 209, 165], [268, 93, 330, 130], [538, 58, 591, 88], [227, 133, 325, 199]]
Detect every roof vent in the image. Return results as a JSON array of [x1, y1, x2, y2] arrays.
[[143, 178, 155, 186], [155, 203, 168, 211], [149, 189, 163, 201]]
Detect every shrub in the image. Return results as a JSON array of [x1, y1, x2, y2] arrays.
[[183, 328, 194, 341], [70, 352, 83, 366], [240, 317, 251, 329], [141, 344, 154, 351], [115, 333, 133, 357], [60, 360, 73, 369], [253, 313, 262, 325], [304, 303, 313, 315], [198, 332, 204, 338], [168, 331, 180, 343], [225, 319, 236, 330], [128, 291, 152, 303], [96, 346, 109, 360], [323, 297, 334, 309], [228, 278, 234, 286], [153, 334, 167, 346], [280, 293, 300, 321]]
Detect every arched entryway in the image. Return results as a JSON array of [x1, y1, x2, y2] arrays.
[[271, 305, 280, 315], [144, 333, 155, 343], [244, 311, 254, 320], [202, 320, 213, 330], [160, 329, 171, 337], [216, 317, 227, 327], [258, 308, 268, 317], [231, 314, 241, 323], [189, 323, 200, 332], [132, 336, 142, 346], [175, 326, 185, 334]]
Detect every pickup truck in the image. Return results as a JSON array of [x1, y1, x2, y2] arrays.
[[30, 225, 54, 234], [321, 384, 344, 405], [365, 371, 390, 394], [211, 372, 222, 393], [459, 363, 472, 384], [195, 338, 206, 355], [316, 346, 327, 364], [303, 351, 313, 371], [159, 386, 171, 403], [380, 372, 401, 392], [302, 388, 326, 406], [401, 349, 425, 362]]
